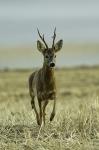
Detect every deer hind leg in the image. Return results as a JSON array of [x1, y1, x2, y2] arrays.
[[50, 99, 56, 121], [31, 96, 40, 125], [43, 100, 49, 125]]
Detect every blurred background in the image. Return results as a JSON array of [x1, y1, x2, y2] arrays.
[[0, 0, 99, 69]]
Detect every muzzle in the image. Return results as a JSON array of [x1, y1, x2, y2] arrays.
[[50, 62, 55, 68]]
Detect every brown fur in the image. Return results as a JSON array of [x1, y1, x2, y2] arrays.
[[29, 63, 56, 125], [29, 29, 63, 125]]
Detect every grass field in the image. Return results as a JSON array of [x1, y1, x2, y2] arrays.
[[0, 67, 99, 150]]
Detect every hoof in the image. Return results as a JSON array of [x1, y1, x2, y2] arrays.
[[37, 120, 41, 126], [31, 106, 34, 109], [50, 113, 55, 121]]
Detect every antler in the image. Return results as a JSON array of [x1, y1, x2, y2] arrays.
[[37, 28, 48, 49], [52, 27, 56, 49]]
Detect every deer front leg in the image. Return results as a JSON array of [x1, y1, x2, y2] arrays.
[[50, 99, 56, 121], [31, 97, 40, 125], [38, 100, 43, 126], [43, 100, 49, 125]]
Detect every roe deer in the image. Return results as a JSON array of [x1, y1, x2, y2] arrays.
[[29, 28, 63, 126]]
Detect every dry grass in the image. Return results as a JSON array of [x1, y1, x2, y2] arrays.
[[0, 68, 99, 150]]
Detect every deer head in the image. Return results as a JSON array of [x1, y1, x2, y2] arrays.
[[37, 28, 63, 68]]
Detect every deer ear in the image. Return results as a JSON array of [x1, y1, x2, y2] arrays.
[[54, 39, 63, 52], [37, 40, 45, 53]]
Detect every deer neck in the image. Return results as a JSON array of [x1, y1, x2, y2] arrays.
[[43, 63, 55, 82]]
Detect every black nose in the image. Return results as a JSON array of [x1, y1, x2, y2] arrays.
[[50, 63, 55, 67]]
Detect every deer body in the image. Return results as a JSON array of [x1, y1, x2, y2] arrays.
[[29, 65, 56, 101], [29, 28, 63, 125]]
